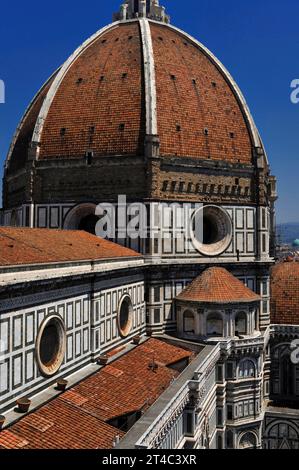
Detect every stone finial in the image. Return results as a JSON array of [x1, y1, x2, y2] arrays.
[[113, 0, 170, 23]]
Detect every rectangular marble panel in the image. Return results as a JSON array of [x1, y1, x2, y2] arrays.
[[25, 351, 34, 382], [25, 312, 34, 346], [236, 209, 244, 229], [13, 316, 23, 350], [12, 354, 22, 389]]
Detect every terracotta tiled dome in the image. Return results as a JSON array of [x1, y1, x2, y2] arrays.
[[271, 261, 299, 325], [177, 267, 260, 304], [5, 17, 262, 174]]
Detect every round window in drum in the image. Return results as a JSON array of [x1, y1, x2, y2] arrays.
[[36, 315, 66, 377], [190, 205, 232, 256]]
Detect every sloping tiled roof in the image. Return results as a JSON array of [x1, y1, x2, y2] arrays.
[[271, 260, 299, 325], [0, 228, 140, 267], [177, 267, 260, 304], [58, 338, 193, 422], [0, 399, 123, 450], [0, 339, 193, 449]]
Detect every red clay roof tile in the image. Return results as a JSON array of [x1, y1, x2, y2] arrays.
[[271, 261, 299, 325], [64, 338, 193, 422], [0, 227, 141, 267], [0, 339, 193, 449], [151, 23, 253, 163], [8, 21, 254, 172], [0, 430, 29, 449], [177, 267, 260, 304], [0, 400, 123, 450], [39, 23, 145, 160]]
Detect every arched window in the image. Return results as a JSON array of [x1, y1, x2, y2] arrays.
[[183, 310, 195, 334], [78, 214, 100, 234], [235, 312, 247, 336], [239, 432, 257, 449], [63, 203, 99, 234], [281, 355, 295, 397], [263, 421, 299, 450], [226, 430, 234, 448], [265, 422, 299, 449], [271, 344, 296, 397], [207, 312, 223, 337], [269, 423, 299, 439], [238, 359, 255, 378]]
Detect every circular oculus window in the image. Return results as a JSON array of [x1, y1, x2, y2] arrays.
[[190, 205, 232, 256], [117, 295, 133, 338], [36, 315, 66, 377]]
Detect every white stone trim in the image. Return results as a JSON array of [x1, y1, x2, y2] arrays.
[[31, 20, 126, 154], [139, 18, 158, 136], [132, 345, 220, 449], [4, 69, 60, 170], [238, 430, 259, 448], [147, 20, 268, 164], [0, 257, 145, 288]]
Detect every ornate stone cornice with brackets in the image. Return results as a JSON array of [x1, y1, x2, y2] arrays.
[[134, 345, 220, 449], [136, 386, 189, 448]]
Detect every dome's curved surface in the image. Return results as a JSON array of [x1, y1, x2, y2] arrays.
[[7, 73, 58, 173], [39, 22, 146, 160], [271, 261, 299, 325], [6, 17, 262, 172], [150, 22, 253, 162]]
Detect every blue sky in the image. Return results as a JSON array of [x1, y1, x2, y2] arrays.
[[0, 0, 298, 223]]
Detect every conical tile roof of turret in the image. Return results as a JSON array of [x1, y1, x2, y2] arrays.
[[177, 267, 260, 304]]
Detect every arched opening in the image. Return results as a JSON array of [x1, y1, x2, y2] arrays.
[[78, 214, 99, 234], [238, 359, 255, 379], [226, 430, 234, 449], [271, 344, 296, 398], [281, 355, 295, 397], [183, 310, 195, 334], [206, 312, 223, 337], [266, 422, 299, 449], [239, 432, 257, 449], [63, 203, 99, 234], [235, 312, 247, 336]]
